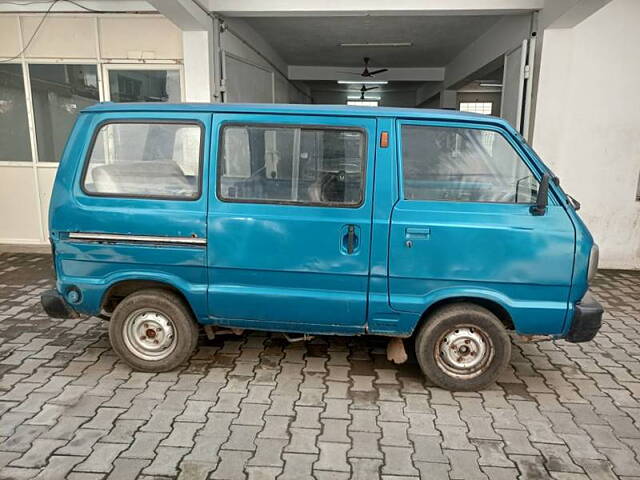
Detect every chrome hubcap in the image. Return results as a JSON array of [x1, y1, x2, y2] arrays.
[[435, 325, 493, 379], [123, 310, 176, 361]]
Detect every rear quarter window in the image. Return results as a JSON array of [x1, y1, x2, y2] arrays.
[[82, 121, 202, 200]]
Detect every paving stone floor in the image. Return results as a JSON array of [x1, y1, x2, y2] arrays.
[[0, 253, 639, 479]]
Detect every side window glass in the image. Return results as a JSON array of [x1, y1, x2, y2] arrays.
[[401, 125, 539, 203], [218, 124, 365, 206], [83, 122, 202, 199]]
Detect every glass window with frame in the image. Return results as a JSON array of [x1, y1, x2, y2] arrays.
[[108, 69, 180, 103], [83, 122, 202, 199], [29, 64, 99, 163], [459, 102, 493, 115], [0, 64, 32, 162], [401, 124, 539, 204], [218, 124, 365, 206]]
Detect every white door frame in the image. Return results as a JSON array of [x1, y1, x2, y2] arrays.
[[500, 36, 536, 140]]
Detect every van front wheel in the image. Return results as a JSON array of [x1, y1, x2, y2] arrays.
[[109, 289, 198, 372], [415, 304, 511, 391]]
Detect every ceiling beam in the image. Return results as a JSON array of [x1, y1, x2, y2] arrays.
[[207, 0, 543, 17], [289, 65, 445, 82], [539, 0, 611, 29], [147, 0, 211, 30]]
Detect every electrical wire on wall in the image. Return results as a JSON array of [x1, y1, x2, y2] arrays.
[[0, 0, 153, 64], [0, 0, 59, 63], [1, 0, 145, 13]]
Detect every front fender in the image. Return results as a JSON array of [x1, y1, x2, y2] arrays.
[[399, 285, 568, 336]]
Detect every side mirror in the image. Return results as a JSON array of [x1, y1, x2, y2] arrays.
[[567, 194, 581, 211], [530, 173, 550, 216]]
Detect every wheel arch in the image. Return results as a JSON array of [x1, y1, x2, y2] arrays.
[[414, 295, 515, 337], [100, 278, 199, 321]]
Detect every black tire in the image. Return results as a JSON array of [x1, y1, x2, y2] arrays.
[[415, 303, 511, 391], [109, 288, 198, 372]]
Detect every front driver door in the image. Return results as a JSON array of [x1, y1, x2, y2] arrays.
[[207, 113, 376, 334], [389, 120, 575, 335]]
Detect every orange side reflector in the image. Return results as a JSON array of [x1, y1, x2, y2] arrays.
[[380, 131, 389, 148]]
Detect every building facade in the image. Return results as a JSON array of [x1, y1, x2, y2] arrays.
[[0, 0, 638, 269]]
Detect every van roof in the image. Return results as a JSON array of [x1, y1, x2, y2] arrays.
[[83, 102, 514, 129]]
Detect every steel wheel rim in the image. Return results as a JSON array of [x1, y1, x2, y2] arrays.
[[123, 309, 177, 361], [434, 324, 494, 379]]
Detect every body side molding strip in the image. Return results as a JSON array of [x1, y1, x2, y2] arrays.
[[67, 232, 206, 246]]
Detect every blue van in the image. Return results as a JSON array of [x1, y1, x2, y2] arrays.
[[41, 103, 602, 390]]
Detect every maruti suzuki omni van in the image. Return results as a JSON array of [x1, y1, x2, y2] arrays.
[[41, 103, 603, 391]]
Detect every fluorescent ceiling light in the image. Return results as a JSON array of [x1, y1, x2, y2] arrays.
[[348, 95, 381, 100], [339, 42, 412, 48], [348, 101, 379, 107], [338, 80, 388, 85], [479, 83, 503, 88]]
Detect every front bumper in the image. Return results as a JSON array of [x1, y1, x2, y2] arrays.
[[565, 292, 604, 343], [41, 289, 78, 319]]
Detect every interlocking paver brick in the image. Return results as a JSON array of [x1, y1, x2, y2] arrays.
[[349, 431, 383, 459], [446, 449, 488, 479], [105, 458, 150, 480], [247, 438, 287, 467], [284, 427, 320, 454], [101, 419, 143, 445], [0, 466, 40, 479], [381, 446, 419, 477], [234, 402, 269, 426], [441, 425, 474, 451], [410, 434, 448, 464], [161, 421, 202, 448], [10, 439, 66, 469], [319, 418, 350, 444], [279, 453, 316, 480], [177, 460, 217, 480], [314, 442, 350, 473], [33, 455, 83, 480], [259, 415, 291, 440], [2, 425, 49, 453], [74, 442, 128, 473], [55, 429, 105, 457], [176, 400, 212, 423], [245, 465, 282, 480], [349, 409, 380, 433], [141, 446, 189, 477], [480, 466, 519, 480], [223, 424, 260, 451], [210, 450, 251, 479]]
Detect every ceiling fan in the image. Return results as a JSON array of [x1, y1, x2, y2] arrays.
[[358, 84, 379, 100], [339, 57, 389, 78]]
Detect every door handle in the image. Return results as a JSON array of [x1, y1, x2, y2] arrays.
[[347, 224, 355, 254], [341, 224, 359, 255], [405, 227, 431, 239]]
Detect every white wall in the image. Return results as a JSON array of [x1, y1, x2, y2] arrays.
[[532, 0, 640, 269]]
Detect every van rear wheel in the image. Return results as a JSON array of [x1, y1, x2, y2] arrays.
[[415, 304, 511, 391], [109, 289, 198, 372]]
